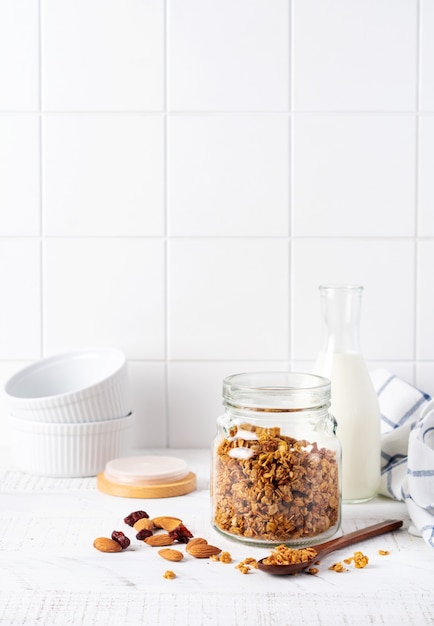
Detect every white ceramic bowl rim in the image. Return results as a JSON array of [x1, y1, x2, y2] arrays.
[[8, 412, 134, 435], [4, 349, 126, 401]]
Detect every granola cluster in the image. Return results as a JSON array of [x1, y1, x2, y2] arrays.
[[213, 422, 339, 543], [262, 544, 318, 566], [344, 550, 369, 569]]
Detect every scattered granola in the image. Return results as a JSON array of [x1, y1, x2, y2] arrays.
[[213, 422, 339, 542], [262, 544, 318, 566], [163, 570, 176, 579], [211, 551, 233, 563], [378, 549, 390, 556], [331, 551, 369, 572], [351, 551, 369, 569], [329, 561, 347, 572], [242, 557, 258, 567], [307, 567, 319, 575], [235, 557, 258, 574]]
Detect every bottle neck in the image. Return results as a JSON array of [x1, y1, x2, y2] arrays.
[[319, 285, 363, 354]]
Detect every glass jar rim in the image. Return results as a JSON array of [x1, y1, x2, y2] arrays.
[[319, 284, 363, 292], [223, 371, 331, 411]]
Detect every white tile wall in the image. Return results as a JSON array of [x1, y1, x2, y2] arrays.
[[420, 0, 434, 111], [0, 1, 39, 111], [168, 114, 290, 236], [43, 114, 165, 236], [293, 0, 418, 111], [43, 238, 166, 359], [292, 114, 416, 237], [1, 0, 433, 450], [0, 114, 40, 235], [168, 0, 290, 111], [42, 0, 164, 111], [419, 114, 434, 235]]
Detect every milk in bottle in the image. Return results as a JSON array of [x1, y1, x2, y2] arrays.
[[313, 285, 381, 503]]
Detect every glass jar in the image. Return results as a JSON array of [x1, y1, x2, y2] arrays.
[[211, 371, 341, 546]]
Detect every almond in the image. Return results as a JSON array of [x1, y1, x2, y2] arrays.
[[93, 537, 123, 553], [158, 548, 184, 562], [152, 516, 183, 531], [185, 537, 207, 553], [133, 518, 154, 532], [187, 543, 222, 559], [144, 533, 174, 547]]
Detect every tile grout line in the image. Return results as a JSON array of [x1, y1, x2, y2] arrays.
[[289, 0, 293, 366], [414, 0, 422, 384], [163, 0, 170, 448], [38, 0, 44, 360]]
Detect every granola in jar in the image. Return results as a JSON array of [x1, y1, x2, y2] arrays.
[[211, 372, 341, 546]]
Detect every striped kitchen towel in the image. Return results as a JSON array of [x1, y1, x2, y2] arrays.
[[371, 369, 434, 549]]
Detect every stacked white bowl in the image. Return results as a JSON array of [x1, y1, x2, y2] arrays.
[[5, 348, 134, 477]]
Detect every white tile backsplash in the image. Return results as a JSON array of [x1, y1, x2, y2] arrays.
[[292, 114, 416, 236], [417, 240, 434, 361], [168, 238, 290, 360], [0, 0, 433, 449], [168, 114, 290, 236], [128, 361, 167, 448], [420, 0, 434, 111], [418, 114, 434, 235], [293, 0, 418, 112], [416, 361, 434, 399], [42, 0, 164, 111], [0, 1, 39, 111], [43, 238, 165, 359], [0, 114, 40, 235], [292, 238, 416, 361], [43, 114, 165, 236], [0, 240, 41, 359], [168, 0, 290, 111]]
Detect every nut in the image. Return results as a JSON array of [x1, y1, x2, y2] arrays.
[[93, 537, 123, 553], [134, 518, 154, 532], [152, 516, 183, 531], [186, 542, 222, 559], [185, 537, 207, 550], [144, 533, 174, 547], [158, 548, 184, 562]]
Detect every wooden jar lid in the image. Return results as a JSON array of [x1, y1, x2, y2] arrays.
[[96, 455, 197, 498]]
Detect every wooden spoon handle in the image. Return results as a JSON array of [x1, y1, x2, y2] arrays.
[[315, 519, 403, 559]]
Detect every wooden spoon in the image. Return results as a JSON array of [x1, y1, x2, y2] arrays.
[[257, 519, 403, 576]]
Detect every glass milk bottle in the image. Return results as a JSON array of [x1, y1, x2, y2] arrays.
[[313, 285, 381, 503]]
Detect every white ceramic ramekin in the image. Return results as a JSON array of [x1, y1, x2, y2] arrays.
[[4, 349, 131, 423], [8, 412, 134, 477]]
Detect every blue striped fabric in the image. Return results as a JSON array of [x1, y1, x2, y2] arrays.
[[371, 369, 434, 549]]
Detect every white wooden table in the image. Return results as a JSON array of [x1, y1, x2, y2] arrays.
[[1, 449, 433, 626]]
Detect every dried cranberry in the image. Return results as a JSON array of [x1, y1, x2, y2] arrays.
[[111, 530, 130, 550], [169, 523, 193, 544], [136, 528, 153, 541], [123, 510, 149, 527]]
